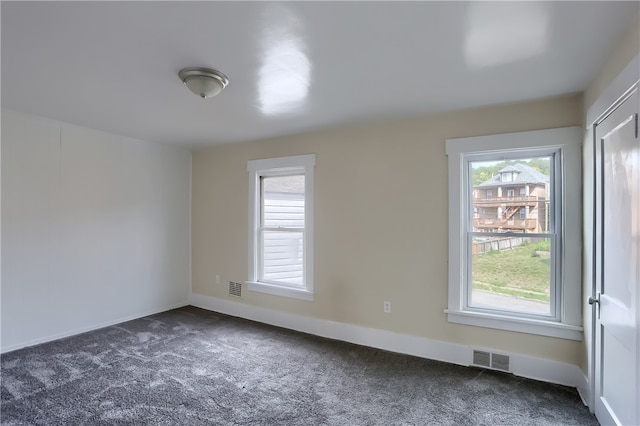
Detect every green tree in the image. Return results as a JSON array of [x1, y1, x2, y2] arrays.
[[526, 157, 550, 175]]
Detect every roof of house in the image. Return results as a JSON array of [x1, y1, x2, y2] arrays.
[[475, 163, 549, 188]]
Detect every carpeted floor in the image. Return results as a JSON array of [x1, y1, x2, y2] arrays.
[[1, 306, 598, 425]]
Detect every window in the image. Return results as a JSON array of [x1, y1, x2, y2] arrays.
[[486, 189, 493, 198], [445, 127, 582, 340], [507, 189, 515, 197], [519, 207, 527, 220], [519, 187, 527, 196], [247, 154, 315, 301]]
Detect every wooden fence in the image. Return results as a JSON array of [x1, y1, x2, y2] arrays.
[[472, 236, 542, 255]]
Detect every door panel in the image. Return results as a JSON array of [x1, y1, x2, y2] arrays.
[[594, 88, 639, 426]]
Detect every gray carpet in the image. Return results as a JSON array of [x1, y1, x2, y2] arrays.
[[1, 306, 598, 425]]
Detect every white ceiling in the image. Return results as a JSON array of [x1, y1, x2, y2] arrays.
[[2, 1, 638, 148]]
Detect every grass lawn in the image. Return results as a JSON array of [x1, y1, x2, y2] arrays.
[[472, 240, 551, 302]]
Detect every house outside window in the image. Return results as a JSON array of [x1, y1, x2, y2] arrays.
[[247, 154, 315, 301], [445, 127, 582, 340], [474, 164, 548, 234]]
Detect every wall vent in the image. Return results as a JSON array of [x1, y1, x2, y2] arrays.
[[473, 350, 491, 368], [472, 349, 510, 372], [491, 353, 510, 371], [228, 281, 242, 298]]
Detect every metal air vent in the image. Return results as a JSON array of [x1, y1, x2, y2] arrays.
[[472, 349, 511, 372], [491, 353, 510, 372], [229, 281, 242, 298], [473, 350, 491, 368]]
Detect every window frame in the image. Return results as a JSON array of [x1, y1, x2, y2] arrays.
[[445, 127, 583, 340], [247, 154, 315, 301]]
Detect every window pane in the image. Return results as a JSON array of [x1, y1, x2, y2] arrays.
[[470, 158, 551, 234], [262, 175, 305, 228], [469, 156, 553, 316], [470, 236, 552, 315], [261, 230, 303, 286]]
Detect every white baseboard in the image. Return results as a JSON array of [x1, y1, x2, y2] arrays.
[[0, 301, 189, 354], [576, 373, 591, 408], [190, 292, 587, 395]]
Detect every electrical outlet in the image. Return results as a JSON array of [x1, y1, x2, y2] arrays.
[[215, 274, 220, 285], [383, 301, 391, 313]]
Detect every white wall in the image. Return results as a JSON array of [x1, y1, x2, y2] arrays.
[[1, 111, 192, 353]]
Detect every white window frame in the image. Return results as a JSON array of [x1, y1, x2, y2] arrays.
[[445, 127, 583, 340], [247, 154, 315, 301]]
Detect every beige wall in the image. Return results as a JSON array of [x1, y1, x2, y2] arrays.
[[192, 94, 584, 365], [581, 13, 639, 374]]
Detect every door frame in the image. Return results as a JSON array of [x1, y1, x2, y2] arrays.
[[585, 52, 639, 413]]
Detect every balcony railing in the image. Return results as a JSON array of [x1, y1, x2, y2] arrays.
[[473, 218, 538, 230], [473, 196, 540, 207]]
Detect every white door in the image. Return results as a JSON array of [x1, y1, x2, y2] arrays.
[[593, 88, 639, 426]]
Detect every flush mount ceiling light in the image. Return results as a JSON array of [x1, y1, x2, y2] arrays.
[[178, 67, 229, 99]]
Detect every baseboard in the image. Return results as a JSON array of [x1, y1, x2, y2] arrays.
[[508, 351, 589, 402], [192, 293, 469, 366], [190, 293, 586, 391], [0, 301, 189, 354], [576, 373, 591, 408]]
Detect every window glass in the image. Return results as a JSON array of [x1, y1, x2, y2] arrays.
[[262, 175, 305, 228], [469, 157, 553, 316], [260, 175, 305, 286]]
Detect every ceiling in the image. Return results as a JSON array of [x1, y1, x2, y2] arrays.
[[2, 1, 638, 148]]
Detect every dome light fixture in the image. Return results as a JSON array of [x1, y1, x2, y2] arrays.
[[178, 67, 229, 99]]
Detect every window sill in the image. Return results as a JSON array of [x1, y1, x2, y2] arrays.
[[247, 281, 314, 301], [444, 309, 583, 340]]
